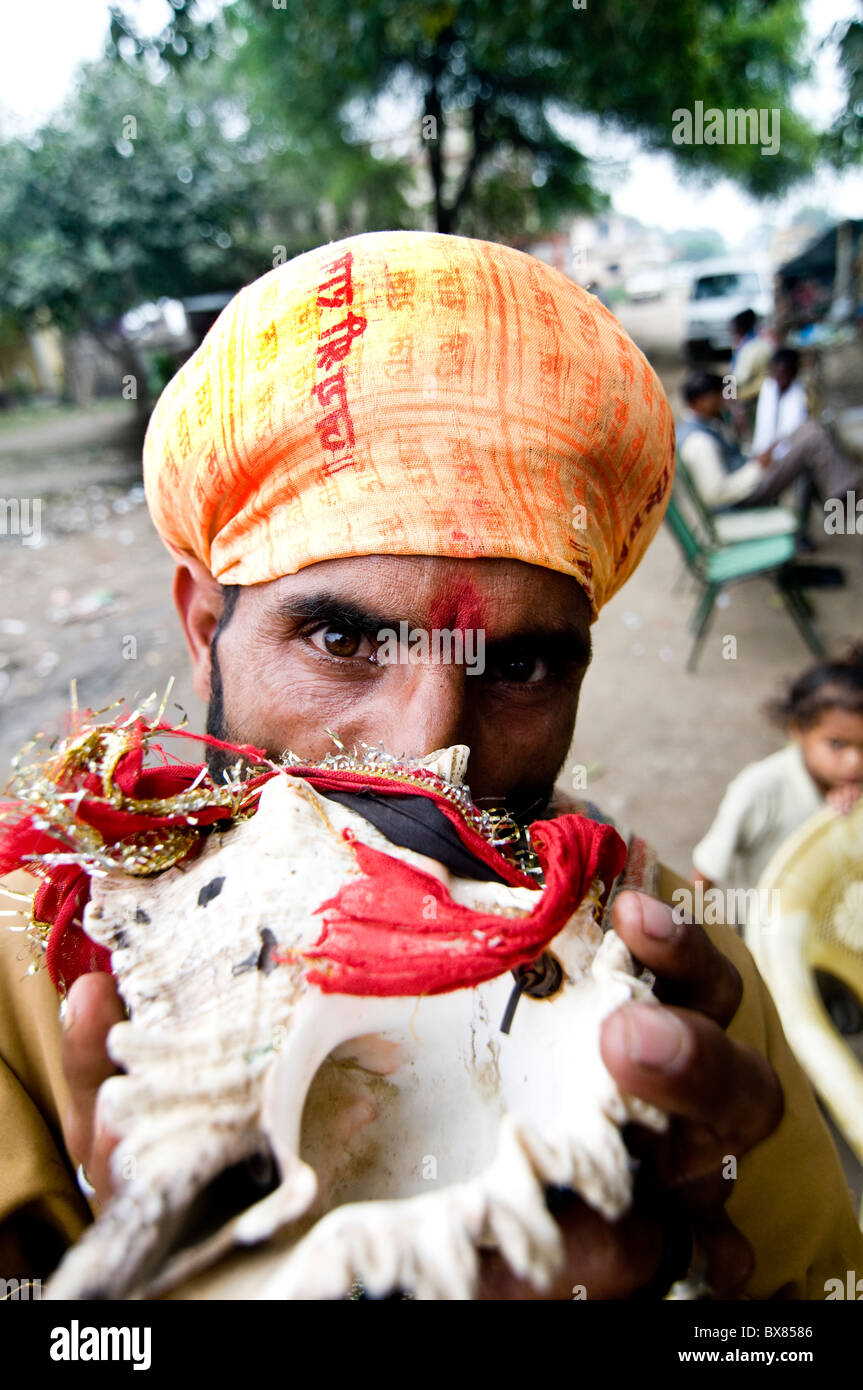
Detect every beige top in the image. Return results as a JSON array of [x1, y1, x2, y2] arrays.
[[678, 423, 763, 509], [693, 744, 824, 903], [732, 334, 773, 403]]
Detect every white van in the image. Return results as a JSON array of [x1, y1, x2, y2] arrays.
[[684, 258, 773, 357]]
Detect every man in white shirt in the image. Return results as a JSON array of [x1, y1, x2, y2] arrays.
[[750, 349, 809, 460], [678, 354, 859, 518]]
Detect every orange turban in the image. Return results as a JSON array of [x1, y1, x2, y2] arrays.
[[143, 230, 674, 619]]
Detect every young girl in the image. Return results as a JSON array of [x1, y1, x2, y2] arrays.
[[692, 645, 863, 1027]]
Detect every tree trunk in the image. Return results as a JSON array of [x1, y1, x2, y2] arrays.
[[60, 334, 94, 409], [449, 95, 489, 230], [424, 78, 448, 233], [86, 323, 152, 424]]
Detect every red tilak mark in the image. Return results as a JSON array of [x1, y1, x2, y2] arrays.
[[428, 578, 486, 634]]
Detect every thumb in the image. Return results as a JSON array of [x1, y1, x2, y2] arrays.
[[61, 972, 125, 1185]]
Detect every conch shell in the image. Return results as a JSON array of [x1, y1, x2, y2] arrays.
[[44, 746, 665, 1300]]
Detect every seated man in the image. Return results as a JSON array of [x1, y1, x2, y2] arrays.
[[727, 308, 773, 441], [2, 231, 862, 1299], [751, 346, 809, 461], [679, 358, 860, 523]]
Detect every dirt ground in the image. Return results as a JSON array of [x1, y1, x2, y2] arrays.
[[1, 319, 862, 1201]]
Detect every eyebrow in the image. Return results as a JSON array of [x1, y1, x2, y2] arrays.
[[274, 592, 592, 668], [276, 594, 398, 632]]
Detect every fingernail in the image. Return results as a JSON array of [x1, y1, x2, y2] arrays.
[[625, 1004, 688, 1070], [63, 984, 79, 1029], [613, 890, 642, 932], [639, 895, 682, 941]]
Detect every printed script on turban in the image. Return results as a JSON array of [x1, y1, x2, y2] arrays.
[[142, 230, 676, 620]]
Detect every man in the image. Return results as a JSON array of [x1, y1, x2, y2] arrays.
[[751, 347, 809, 458], [678, 356, 859, 520], [727, 307, 773, 440], [2, 231, 862, 1299], [676, 371, 754, 510]]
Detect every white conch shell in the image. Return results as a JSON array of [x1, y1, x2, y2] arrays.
[[46, 762, 665, 1301]]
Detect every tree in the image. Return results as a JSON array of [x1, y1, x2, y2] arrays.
[[790, 204, 835, 233], [668, 229, 726, 262], [0, 58, 251, 411], [0, 41, 413, 413], [825, 4, 863, 166], [115, 0, 822, 239]]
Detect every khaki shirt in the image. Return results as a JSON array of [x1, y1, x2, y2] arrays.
[[732, 334, 773, 404], [1, 865, 861, 1298]]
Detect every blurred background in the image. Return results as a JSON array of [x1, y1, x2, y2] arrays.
[[3, 0, 862, 833], [1, 0, 863, 1201], [0, 0, 856, 834]]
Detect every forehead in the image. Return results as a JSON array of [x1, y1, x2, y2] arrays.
[[246, 555, 591, 634], [811, 707, 863, 737]]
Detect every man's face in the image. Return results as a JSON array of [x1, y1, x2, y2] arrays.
[[772, 362, 795, 394], [693, 388, 724, 420], [182, 555, 593, 822]]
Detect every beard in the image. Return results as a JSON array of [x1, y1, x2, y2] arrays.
[[204, 637, 257, 784]]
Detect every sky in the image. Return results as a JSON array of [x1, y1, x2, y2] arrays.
[[0, 0, 860, 244]]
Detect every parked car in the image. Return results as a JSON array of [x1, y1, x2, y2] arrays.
[[624, 267, 668, 302], [684, 258, 773, 358]]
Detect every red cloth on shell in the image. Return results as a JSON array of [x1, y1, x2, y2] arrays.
[[1, 720, 626, 997], [302, 814, 626, 996]]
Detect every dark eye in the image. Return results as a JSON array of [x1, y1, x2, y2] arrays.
[[308, 626, 374, 660], [492, 652, 549, 684], [830, 739, 847, 751]]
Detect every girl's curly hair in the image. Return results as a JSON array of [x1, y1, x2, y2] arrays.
[[766, 644, 863, 731]]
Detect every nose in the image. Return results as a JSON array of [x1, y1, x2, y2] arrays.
[[378, 664, 475, 761]]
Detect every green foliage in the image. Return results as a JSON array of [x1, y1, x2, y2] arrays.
[[0, 58, 256, 333], [790, 204, 835, 232], [0, 37, 412, 339], [824, 5, 863, 166], [667, 228, 727, 262], [0, 0, 835, 350], [132, 0, 820, 232]]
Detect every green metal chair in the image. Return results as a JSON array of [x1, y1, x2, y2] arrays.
[[674, 454, 799, 546], [664, 485, 825, 672]]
